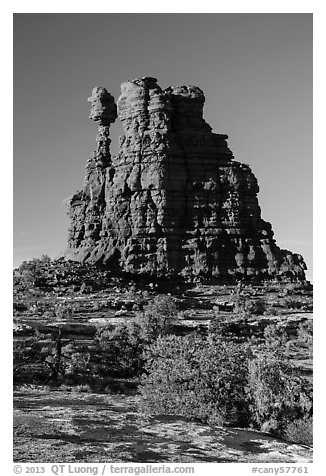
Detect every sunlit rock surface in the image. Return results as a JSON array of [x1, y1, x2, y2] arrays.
[[14, 390, 312, 463]]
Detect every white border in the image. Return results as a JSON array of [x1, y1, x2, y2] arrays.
[[4, 2, 323, 474]]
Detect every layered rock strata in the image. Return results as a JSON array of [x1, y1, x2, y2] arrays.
[[65, 77, 306, 282]]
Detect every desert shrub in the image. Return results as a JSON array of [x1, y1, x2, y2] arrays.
[[265, 307, 282, 316], [139, 332, 312, 433], [283, 283, 296, 295], [282, 297, 306, 309], [282, 282, 311, 295], [139, 334, 252, 425], [88, 295, 178, 379], [177, 310, 193, 320], [248, 351, 313, 435], [263, 324, 288, 351], [296, 320, 313, 358], [297, 320, 313, 344], [208, 315, 250, 342], [64, 344, 92, 378], [28, 301, 53, 316], [42, 310, 55, 320], [77, 296, 178, 380], [233, 296, 267, 316], [135, 294, 178, 341], [284, 416, 313, 446], [91, 320, 146, 378], [54, 302, 74, 320], [244, 298, 267, 315]]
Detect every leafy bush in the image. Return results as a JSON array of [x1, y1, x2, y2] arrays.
[[139, 334, 252, 425], [244, 298, 267, 315], [139, 333, 312, 435], [283, 283, 297, 295], [263, 324, 288, 351], [232, 296, 267, 317], [285, 416, 313, 446], [297, 320, 313, 345], [248, 351, 312, 435], [64, 344, 91, 378], [84, 295, 178, 379], [91, 320, 145, 378], [135, 294, 178, 341], [54, 302, 74, 320], [28, 301, 54, 316]]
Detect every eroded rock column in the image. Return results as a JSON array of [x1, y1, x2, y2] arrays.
[[65, 87, 117, 262]]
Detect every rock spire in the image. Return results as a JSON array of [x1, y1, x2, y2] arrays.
[[65, 77, 306, 282]]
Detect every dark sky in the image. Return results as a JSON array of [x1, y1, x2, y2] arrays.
[[13, 13, 312, 280]]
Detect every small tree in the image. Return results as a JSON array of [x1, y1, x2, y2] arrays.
[[13, 335, 43, 375], [91, 320, 145, 378], [13, 328, 75, 384], [89, 296, 178, 379], [40, 328, 76, 383]]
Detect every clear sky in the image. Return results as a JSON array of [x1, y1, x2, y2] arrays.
[[13, 13, 313, 280]]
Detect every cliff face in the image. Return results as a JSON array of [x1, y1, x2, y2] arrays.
[[65, 77, 306, 282]]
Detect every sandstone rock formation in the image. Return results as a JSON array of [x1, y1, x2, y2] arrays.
[[65, 77, 306, 282]]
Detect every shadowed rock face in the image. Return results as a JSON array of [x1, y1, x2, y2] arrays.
[[65, 77, 306, 282]]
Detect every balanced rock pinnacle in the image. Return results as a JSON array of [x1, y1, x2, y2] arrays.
[[65, 77, 306, 282]]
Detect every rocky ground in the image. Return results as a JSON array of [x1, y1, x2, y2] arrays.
[[13, 279, 313, 376], [13, 279, 313, 334], [14, 388, 312, 463]]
